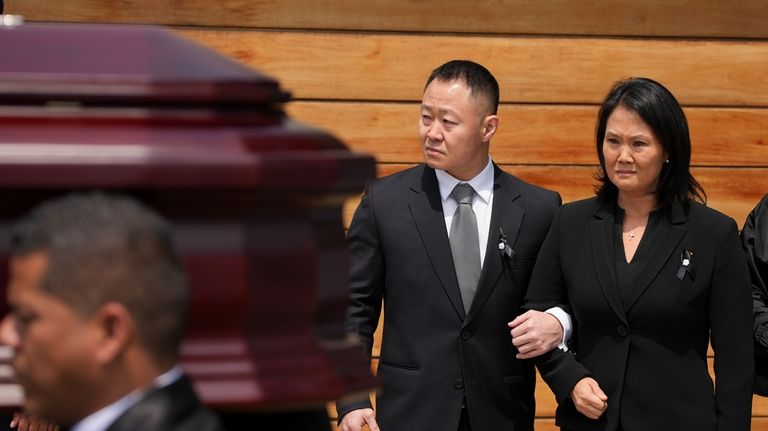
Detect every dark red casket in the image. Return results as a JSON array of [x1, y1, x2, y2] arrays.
[[0, 21, 376, 421]]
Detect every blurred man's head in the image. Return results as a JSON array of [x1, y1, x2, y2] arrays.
[[0, 192, 188, 425]]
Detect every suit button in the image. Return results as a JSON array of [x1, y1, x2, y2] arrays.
[[461, 331, 471, 340], [454, 379, 464, 389], [617, 325, 628, 337]]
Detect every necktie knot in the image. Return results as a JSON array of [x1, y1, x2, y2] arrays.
[[452, 183, 474, 205]]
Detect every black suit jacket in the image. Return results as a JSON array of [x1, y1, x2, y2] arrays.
[[106, 375, 224, 431], [741, 193, 768, 396], [525, 197, 753, 431], [338, 164, 560, 431]]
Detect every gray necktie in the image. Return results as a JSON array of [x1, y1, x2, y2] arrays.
[[449, 183, 481, 314]]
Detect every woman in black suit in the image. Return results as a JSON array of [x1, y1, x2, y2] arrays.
[[521, 78, 753, 431], [741, 193, 768, 396]]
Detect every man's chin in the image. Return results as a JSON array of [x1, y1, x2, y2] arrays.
[[424, 158, 445, 170]]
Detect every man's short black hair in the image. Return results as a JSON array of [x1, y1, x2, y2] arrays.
[[424, 60, 500, 115]]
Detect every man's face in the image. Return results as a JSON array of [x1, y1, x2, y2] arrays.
[[419, 79, 496, 181], [0, 252, 98, 425]]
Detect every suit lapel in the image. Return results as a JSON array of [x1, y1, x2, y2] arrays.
[[408, 166, 466, 319], [590, 202, 627, 323], [624, 203, 687, 312], [465, 167, 523, 323]]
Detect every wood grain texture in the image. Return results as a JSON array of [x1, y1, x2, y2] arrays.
[[9, 0, 768, 38], [179, 30, 768, 106], [288, 102, 768, 166]]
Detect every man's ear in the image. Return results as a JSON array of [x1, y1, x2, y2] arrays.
[[92, 302, 134, 365], [481, 115, 499, 142]]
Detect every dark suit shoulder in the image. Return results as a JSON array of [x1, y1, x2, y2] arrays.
[[686, 200, 739, 234], [368, 164, 424, 190], [107, 375, 225, 431], [357, 165, 429, 217], [559, 196, 600, 218]]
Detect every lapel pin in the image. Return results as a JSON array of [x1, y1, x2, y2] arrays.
[[676, 249, 695, 281], [499, 228, 514, 260]]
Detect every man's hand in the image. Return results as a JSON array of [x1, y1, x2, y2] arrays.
[[340, 408, 380, 431], [508, 310, 563, 359], [570, 377, 608, 420], [10, 412, 58, 431]]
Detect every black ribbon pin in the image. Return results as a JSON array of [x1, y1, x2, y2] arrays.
[[676, 249, 695, 281], [498, 228, 514, 260]]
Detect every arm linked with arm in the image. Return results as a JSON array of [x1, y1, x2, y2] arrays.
[[522, 207, 591, 403]]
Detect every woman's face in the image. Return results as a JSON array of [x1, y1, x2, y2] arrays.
[[602, 106, 668, 200]]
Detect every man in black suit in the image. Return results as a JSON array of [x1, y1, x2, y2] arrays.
[[337, 60, 566, 431], [0, 193, 224, 431], [741, 193, 768, 396]]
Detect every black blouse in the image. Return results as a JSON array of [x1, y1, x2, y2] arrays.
[[614, 207, 664, 308]]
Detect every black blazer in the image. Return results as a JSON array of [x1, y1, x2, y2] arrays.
[[107, 375, 224, 431], [338, 164, 560, 431], [741, 193, 768, 396], [525, 197, 753, 431]]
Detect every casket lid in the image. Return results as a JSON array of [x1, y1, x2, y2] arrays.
[[0, 22, 375, 192], [0, 22, 290, 105]]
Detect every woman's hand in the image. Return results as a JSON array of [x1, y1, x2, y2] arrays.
[[570, 377, 608, 419]]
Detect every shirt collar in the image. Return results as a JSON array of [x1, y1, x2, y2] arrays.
[[435, 157, 494, 204], [70, 366, 184, 431]]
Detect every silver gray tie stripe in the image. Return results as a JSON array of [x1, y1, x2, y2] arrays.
[[449, 183, 481, 314]]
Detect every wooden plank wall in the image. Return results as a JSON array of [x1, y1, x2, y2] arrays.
[[8, 1, 768, 429]]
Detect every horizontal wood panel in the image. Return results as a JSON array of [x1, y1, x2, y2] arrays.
[[343, 165, 768, 228], [10, 1, 768, 39], [288, 102, 768, 166], [179, 30, 768, 106]]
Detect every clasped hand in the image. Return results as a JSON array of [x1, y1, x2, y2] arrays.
[[508, 310, 563, 359], [570, 377, 608, 419]]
